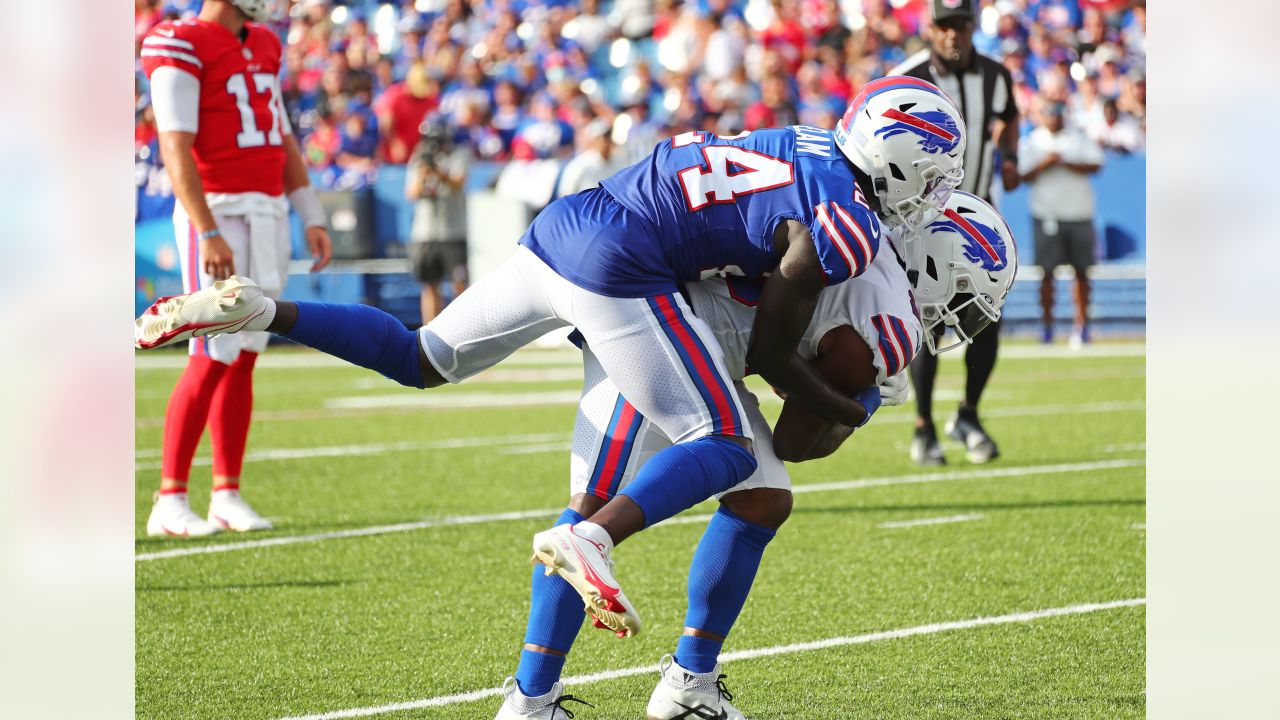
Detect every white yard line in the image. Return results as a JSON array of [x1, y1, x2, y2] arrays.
[[1131, 523, 1146, 530], [1103, 442, 1146, 453], [323, 390, 584, 410], [275, 597, 1146, 720], [136, 458, 1143, 562], [134, 433, 566, 471], [136, 398, 1145, 463], [134, 349, 586, 370], [878, 513, 985, 529], [135, 509, 558, 561]]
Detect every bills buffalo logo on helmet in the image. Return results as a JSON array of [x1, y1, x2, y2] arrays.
[[874, 109, 961, 154], [928, 208, 1009, 272]]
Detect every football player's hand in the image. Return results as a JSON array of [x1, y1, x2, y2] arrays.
[[201, 234, 235, 280], [306, 226, 333, 272], [879, 371, 910, 407]]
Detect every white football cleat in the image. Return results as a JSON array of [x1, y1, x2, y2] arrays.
[[208, 489, 274, 532], [135, 276, 267, 350], [646, 655, 748, 720], [146, 493, 221, 538], [495, 678, 592, 719], [531, 524, 641, 638]]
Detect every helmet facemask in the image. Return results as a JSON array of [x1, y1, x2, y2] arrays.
[[872, 153, 964, 232], [919, 277, 1001, 355]]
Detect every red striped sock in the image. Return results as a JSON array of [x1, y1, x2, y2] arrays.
[[160, 355, 229, 486], [209, 351, 257, 483]]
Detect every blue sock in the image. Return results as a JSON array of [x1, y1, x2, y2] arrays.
[[283, 302, 425, 388], [516, 508, 586, 696], [675, 634, 723, 674], [618, 437, 756, 528], [678, 506, 777, 672]]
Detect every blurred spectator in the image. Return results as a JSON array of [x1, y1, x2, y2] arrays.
[[1090, 98, 1144, 154], [744, 74, 797, 130], [1018, 98, 1104, 348], [303, 103, 342, 170], [383, 63, 440, 165], [490, 80, 526, 155], [556, 120, 625, 197], [1069, 70, 1105, 134], [335, 104, 379, 189], [406, 116, 471, 322], [759, 0, 809, 75], [439, 59, 493, 121], [562, 0, 614, 54], [512, 93, 576, 160]]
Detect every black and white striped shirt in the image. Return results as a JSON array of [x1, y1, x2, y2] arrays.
[[889, 49, 1017, 203]]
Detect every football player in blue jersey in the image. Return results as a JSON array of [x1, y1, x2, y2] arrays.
[[137, 77, 966, 713], [493, 191, 1017, 720]]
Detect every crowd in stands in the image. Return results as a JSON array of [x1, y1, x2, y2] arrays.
[[135, 0, 1146, 196]]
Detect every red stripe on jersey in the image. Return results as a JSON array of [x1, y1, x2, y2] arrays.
[[831, 203, 874, 274], [814, 204, 856, 279]]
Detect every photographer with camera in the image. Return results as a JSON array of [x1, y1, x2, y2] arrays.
[[406, 114, 471, 322]]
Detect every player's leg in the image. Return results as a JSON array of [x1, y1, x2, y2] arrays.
[[1068, 221, 1097, 347], [1035, 218, 1060, 344], [908, 347, 944, 466], [204, 213, 283, 532], [946, 319, 1001, 463], [647, 384, 786, 720], [503, 347, 657, 715], [137, 247, 569, 391], [148, 210, 226, 537], [530, 291, 757, 639]]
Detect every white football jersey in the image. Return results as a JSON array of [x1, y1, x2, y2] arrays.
[[686, 243, 923, 384]]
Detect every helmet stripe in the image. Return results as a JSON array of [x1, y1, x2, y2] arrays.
[[943, 208, 1001, 265], [880, 108, 956, 141]]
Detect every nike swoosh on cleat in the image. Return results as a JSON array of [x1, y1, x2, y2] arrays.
[[671, 702, 728, 719], [157, 28, 175, 36]]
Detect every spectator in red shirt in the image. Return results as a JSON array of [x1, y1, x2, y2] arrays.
[[760, 0, 810, 74], [384, 63, 440, 165]]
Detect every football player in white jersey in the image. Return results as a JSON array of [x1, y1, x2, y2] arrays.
[[496, 191, 1018, 719]]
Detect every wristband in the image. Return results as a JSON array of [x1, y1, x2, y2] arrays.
[[197, 228, 222, 241], [852, 385, 882, 428], [288, 185, 328, 229]]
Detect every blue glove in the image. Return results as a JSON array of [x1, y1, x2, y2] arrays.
[[852, 385, 882, 428]]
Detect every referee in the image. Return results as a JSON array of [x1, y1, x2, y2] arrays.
[[889, 0, 1021, 465]]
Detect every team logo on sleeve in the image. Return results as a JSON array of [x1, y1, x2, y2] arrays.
[[874, 109, 961, 154], [928, 209, 1010, 272]]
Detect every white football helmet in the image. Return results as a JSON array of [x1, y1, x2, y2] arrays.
[[908, 191, 1018, 354], [229, 0, 287, 22], [834, 76, 967, 228]]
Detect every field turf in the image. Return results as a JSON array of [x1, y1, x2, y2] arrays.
[[135, 341, 1145, 720]]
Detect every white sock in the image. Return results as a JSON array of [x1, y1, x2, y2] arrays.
[[243, 297, 277, 332], [572, 521, 614, 553]]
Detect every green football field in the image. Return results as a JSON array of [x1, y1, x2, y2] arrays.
[[135, 341, 1146, 720]]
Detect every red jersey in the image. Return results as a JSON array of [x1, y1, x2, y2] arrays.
[[141, 19, 287, 196]]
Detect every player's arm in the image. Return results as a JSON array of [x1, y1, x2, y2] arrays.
[[772, 324, 878, 462], [745, 220, 871, 429], [150, 65, 236, 280], [281, 110, 333, 271], [995, 67, 1022, 192]]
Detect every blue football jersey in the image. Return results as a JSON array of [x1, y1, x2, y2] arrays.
[[518, 126, 881, 298]]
